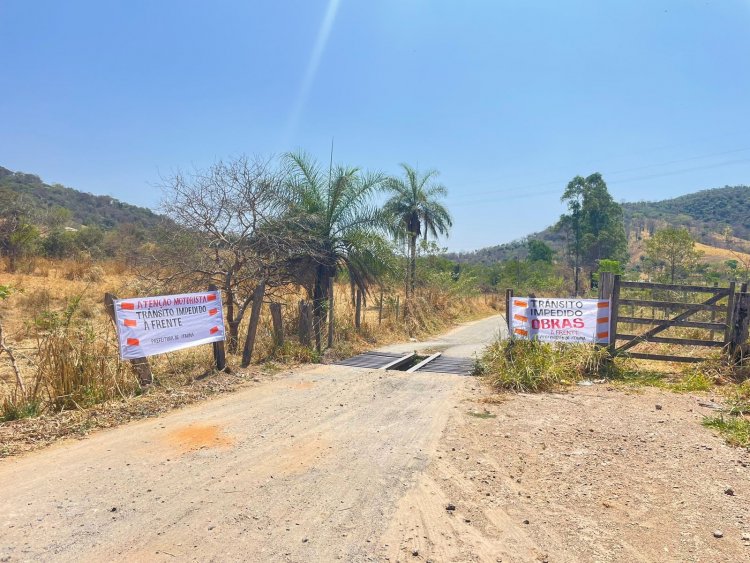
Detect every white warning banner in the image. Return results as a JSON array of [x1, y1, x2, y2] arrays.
[[114, 291, 225, 359], [510, 297, 611, 344]]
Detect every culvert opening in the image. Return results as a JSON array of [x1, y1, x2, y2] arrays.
[[389, 354, 428, 371]]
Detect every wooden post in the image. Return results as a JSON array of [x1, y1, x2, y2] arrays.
[[207, 284, 228, 373], [327, 277, 335, 349], [270, 302, 284, 347], [608, 275, 621, 357], [598, 272, 613, 302], [378, 288, 383, 325], [395, 295, 400, 321], [241, 280, 266, 368], [104, 292, 154, 386], [723, 281, 737, 346], [299, 301, 312, 346], [355, 289, 362, 330], [709, 281, 718, 341], [505, 288, 513, 336], [314, 299, 322, 353], [730, 283, 749, 360]]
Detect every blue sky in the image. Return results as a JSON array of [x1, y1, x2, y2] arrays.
[[1, 0, 749, 251]]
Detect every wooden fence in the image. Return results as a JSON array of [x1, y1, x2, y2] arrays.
[[599, 273, 749, 363]]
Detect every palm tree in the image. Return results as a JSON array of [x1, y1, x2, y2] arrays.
[[382, 164, 452, 318], [283, 151, 390, 350]]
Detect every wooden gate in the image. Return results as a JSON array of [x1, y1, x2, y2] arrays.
[[600, 274, 749, 363]]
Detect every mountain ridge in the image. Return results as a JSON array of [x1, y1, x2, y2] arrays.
[[447, 184, 750, 264], [0, 165, 162, 231]]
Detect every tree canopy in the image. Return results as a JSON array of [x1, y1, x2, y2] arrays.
[[527, 239, 554, 263], [559, 173, 627, 293], [283, 151, 392, 349], [644, 227, 703, 283], [382, 164, 452, 323]]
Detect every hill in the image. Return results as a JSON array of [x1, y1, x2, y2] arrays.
[[448, 184, 750, 265], [0, 165, 162, 231], [623, 185, 750, 241]]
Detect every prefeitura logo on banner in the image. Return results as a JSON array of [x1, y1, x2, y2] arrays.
[[113, 291, 226, 359], [510, 297, 611, 344]]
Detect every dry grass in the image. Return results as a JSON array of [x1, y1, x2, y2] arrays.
[[628, 228, 750, 268], [1, 258, 495, 422], [694, 242, 750, 266]]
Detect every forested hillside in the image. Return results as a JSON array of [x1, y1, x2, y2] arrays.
[[0, 166, 162, 231], [449, 184, 750, 264], [623, 185, 750, 241]]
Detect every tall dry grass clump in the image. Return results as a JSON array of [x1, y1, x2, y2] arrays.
[[481, 339, 611, 392], [1, 292, 137, 420], [34, 304, 135, 411]]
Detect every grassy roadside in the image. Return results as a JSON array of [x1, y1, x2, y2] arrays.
[[702, 381, 750, 448], [0, 257, 497, 421], [0, 264, 497, 457]]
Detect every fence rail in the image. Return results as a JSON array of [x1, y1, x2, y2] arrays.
[[599, 274, 749, 364]]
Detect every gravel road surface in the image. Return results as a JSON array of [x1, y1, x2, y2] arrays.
[[0, 317, 500, 562], [2, 314, 749, 562], [378, 314, 506, 358]]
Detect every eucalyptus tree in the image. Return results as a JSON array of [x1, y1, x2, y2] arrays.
[[382, 164, 452, 319], [282, 151, 392, 351], [559, 173, 627, 295]]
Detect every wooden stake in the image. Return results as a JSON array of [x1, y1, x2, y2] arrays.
[[241, 280, 266, 368], [731, 283, 749, 360], [724, 281, 737, 346], [355, 289, 362, 330], [104, 292, 153, 386], [378, 288, 383, 325], [270, 302, 284, 347], [299, 301, 312, 346], [207, 284, 227, 373], [505, 288, 513, 335], [327, 277, 335, 348], [608, 275, 621, 357]]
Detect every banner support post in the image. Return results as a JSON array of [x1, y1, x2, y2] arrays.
[[208, 284, 228, 372], [104, 292, 153, 386]]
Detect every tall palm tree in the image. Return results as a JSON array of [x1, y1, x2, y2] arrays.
[[283, 151, 390, 350], [382, 164, 452, 317]]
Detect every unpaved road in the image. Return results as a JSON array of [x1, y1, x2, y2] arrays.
[[2, 315, 750, 562], [382, 385, 750, 562], [378, 314, 506, 358]]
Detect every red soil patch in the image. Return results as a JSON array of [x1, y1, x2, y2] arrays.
[[167, 424, 233, 452]]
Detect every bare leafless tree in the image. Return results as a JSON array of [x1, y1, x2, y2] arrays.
[[138, 155, 309, 354]]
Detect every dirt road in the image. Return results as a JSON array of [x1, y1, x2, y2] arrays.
[[2, 315, 750, 562], [0, 365, 464, 562], [382, 385, 750, 562], [378, 314, 506, 358], [0, 317, 498, 562]]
